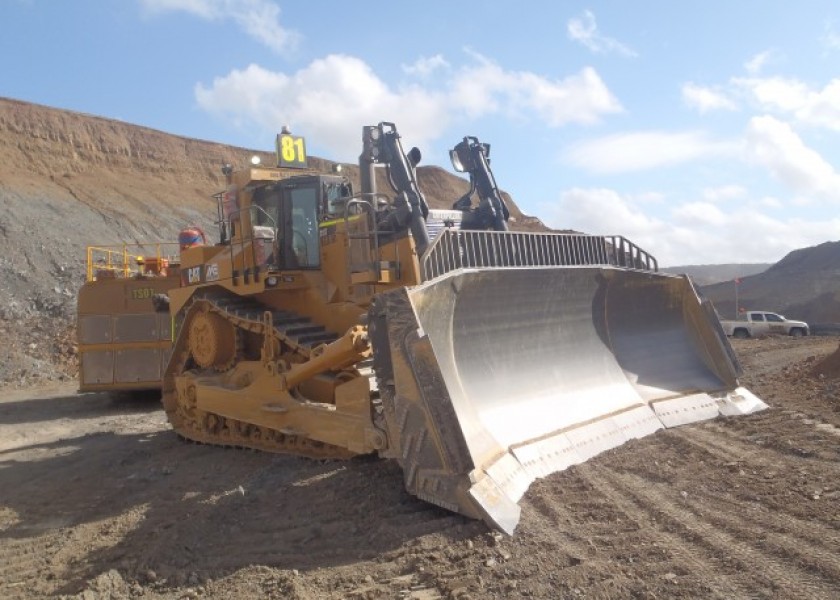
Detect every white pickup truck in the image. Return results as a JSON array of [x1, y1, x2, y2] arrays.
[[720, 311, 810, 339]]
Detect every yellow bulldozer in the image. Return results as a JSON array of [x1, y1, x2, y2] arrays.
[[83, 123, 767, 533]]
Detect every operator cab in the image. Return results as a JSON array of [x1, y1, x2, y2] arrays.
[[251, 174, 351, 270], [216, 130, 352, 274]]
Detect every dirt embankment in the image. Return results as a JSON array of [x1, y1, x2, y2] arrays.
[[1, 335, 839, 600]]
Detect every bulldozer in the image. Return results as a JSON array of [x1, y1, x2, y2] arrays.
[[161, 123, 766, 534]]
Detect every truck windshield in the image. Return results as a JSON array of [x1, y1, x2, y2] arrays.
[[766, 313, 783, 322]]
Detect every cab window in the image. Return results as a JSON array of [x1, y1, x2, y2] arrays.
[[323, 182, 353, 219], [286, 186, 320, 269], [252, 186, 281, 230]]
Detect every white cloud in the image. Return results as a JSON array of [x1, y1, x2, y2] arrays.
[[735, 76, 810, 112], [744, 115, 840, 200], [547, 187, 674, 253], [195, 53, 622, 159], [450, 53, 622, 125], [628, 191, 666, 204], [567, 10, 637, 57], [744, 50, 774, 75], [672, 201, 729, 227], [702, 185, 747, 202], [195, 57, 450, 157], [563, 131, 738, 174], [142, 0, 217, 18], [140, 0, 300, 53], [447, 49, 623, 125], [734, 76, 840, 131], [682, 82, 737, 113], [544, 187, 840, 266], [753, 195, 783, 209], [544, 187, 698, 266], [402, 55, 450, 78]]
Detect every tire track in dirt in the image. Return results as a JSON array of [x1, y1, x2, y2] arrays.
[[0, 407, 227, 594], [681, 418, 839, 467], [669, 423, 840, 587], [678, 489, 840, 587], [0, 535, 53, 600], [124, 456, 463, 579], [674, 424, 782, 467], [568, 465, 751, 599], [522, 472, 621, 562], [112, 458, 303, 578], [1, 448, 183, 594], [701, 492, 840, 553], [586, 465, 840, 598], [674, 425, 767, 465], [779, 409, 840, 436], [629, 467, 840, 597]]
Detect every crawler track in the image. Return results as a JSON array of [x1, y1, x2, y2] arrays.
[[161, 290, 360, 459]]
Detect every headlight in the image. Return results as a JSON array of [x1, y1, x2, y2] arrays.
[[449, 149, 465, 172]]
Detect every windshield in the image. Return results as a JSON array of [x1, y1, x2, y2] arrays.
[[288, 186, 319, 268]]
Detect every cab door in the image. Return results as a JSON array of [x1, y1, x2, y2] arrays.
[[750, 313, 769, 336], [279, 178, 321, 270], [764, 312, 786, 334]]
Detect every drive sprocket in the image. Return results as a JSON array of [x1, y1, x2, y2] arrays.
[[188, 308, 237, 371]]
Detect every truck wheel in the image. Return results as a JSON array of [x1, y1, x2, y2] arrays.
[[789, 328, 805, 337], [733, 329, 750, 339]]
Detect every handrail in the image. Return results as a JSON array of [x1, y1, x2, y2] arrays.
[[420, 229, 658, 282], [86, 243, 180, 282], [340, 192, 398, 279]]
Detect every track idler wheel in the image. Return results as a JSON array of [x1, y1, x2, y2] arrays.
[[188, 309, 237, 370]]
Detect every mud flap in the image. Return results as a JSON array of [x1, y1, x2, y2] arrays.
[[369, 266, 767, 534]]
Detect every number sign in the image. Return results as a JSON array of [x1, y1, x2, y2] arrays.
[[276, 133, 307, 168]]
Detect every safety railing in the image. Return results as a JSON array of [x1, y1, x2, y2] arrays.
[[337, 193, 406, 283], [420, 229, 658, 281], [86, 243, 180, 281]]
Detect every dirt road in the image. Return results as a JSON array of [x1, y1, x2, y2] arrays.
[[1, 336, 839, 599]]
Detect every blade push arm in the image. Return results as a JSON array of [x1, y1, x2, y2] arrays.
[[450, 137, 510, 231]]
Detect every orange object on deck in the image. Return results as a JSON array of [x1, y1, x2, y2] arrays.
[[179, 226, 207, 250], [141, 257, 169, 275]]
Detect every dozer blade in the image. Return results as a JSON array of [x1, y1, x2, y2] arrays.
[[369, 266, 766, 534]]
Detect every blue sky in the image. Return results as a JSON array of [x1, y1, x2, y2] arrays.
[[4, 1, 840, 266]]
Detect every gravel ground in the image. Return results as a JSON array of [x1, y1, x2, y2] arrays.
[[1, 335, 838, 599]]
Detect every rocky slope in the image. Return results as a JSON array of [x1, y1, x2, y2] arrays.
[[0, 97, 546, 388], [700, 241, 840, 325]]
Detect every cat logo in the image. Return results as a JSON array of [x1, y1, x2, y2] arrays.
[[185, 266, 202, 285], [205, 263, 220, 282]]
